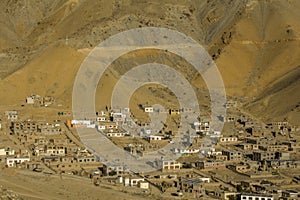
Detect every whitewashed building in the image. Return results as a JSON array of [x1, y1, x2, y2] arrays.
[[240, 194, 273, 200], [144, 106, 154, 113], [6, 157, 30, 167]]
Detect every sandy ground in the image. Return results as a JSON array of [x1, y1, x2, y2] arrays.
[[0, 168, 155, 200]]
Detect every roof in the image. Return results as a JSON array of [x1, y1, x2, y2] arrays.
[[241, 193, 273, 197], [180, 178, 204, 185]]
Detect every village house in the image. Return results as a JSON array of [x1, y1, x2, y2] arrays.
[[251, 127, 264, 137], [110, 109, 129, 125], [210, 151, 223, 156], [240, 193, 274, 200], [49, 161, 81, 174], [237, 143, 259, 151], [103, 163, 124, 176], [194, 121, 210, 134], [219, 136, 238, 143], [225, 116, 235, 122], [69, 120, 95, 128], [32, 143, 46, 156], [124, 144, 144, 155], [169, 109, 180, 115], [0, 147, 15, 156], [138, 181, 149, 189], [281, 190, 299, 199], [194, 161, 226, 170], [96, 116, 106, 122], [26, 94, 42, 105], [227, 163, 251, 173], [144, 106, 154, 113], [253, 152, 276, 161], [42, 96, 54, 106], [267, 121, 289, 130], [26, 95, 35, 104], [147, 135, 163, 142], [174, 148, 200, 155], [211, 154, 228, 161], [5, 111, 18, 121], [12, 121, 38, 134], [225, 100, 237, 109], [162, 160, 182, 171], [175, 178, 205, 198], [96, 122, 118, 131], [124, 177, 145, 187], [75, 155, 96, 163], [12, 121, 61, 135], [44, 145, 65, 156], [59, 156, 76, 163], [259, 144, 289, 152], [111, 112, 126, 122], [38, 122, 61, 134], [96, 110, 109, 117], [106, 131, 125, 137], [222, 150, 243, 161], [34, 136, 47, 144], [245, 138, 275, 146], [6, 157, 30, 167], [245, 121, 261, 128], [215, 191, 240, 200], [281, 141, 300, 151], [266, 160, 299, 169], [48, 137, 69, 146]]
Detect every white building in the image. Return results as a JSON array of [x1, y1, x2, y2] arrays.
[[106, 132, 125, 137], [199, 177, 210, 183], [6, 157, 30, 167], [129, 178, 145, 186], [97, 125, 106, 130], [71, 120, 94, 128], [97, 116, 106, 122], [26, 96, 35, 104], [0, 148, 15, 156], [175, 148, 200, 154], [240, 194, 273, 200], [144, 106, 154, 113]]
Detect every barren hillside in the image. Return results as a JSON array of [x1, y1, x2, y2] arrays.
[[0, 0, 299, 122]]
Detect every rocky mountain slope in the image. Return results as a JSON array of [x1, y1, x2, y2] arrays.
[[0, 0, 299, 125]]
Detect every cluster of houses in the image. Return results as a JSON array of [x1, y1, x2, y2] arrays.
[[0, 97, 299, 199]]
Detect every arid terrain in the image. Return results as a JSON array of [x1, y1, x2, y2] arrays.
[[0, 0, 299, 199]]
